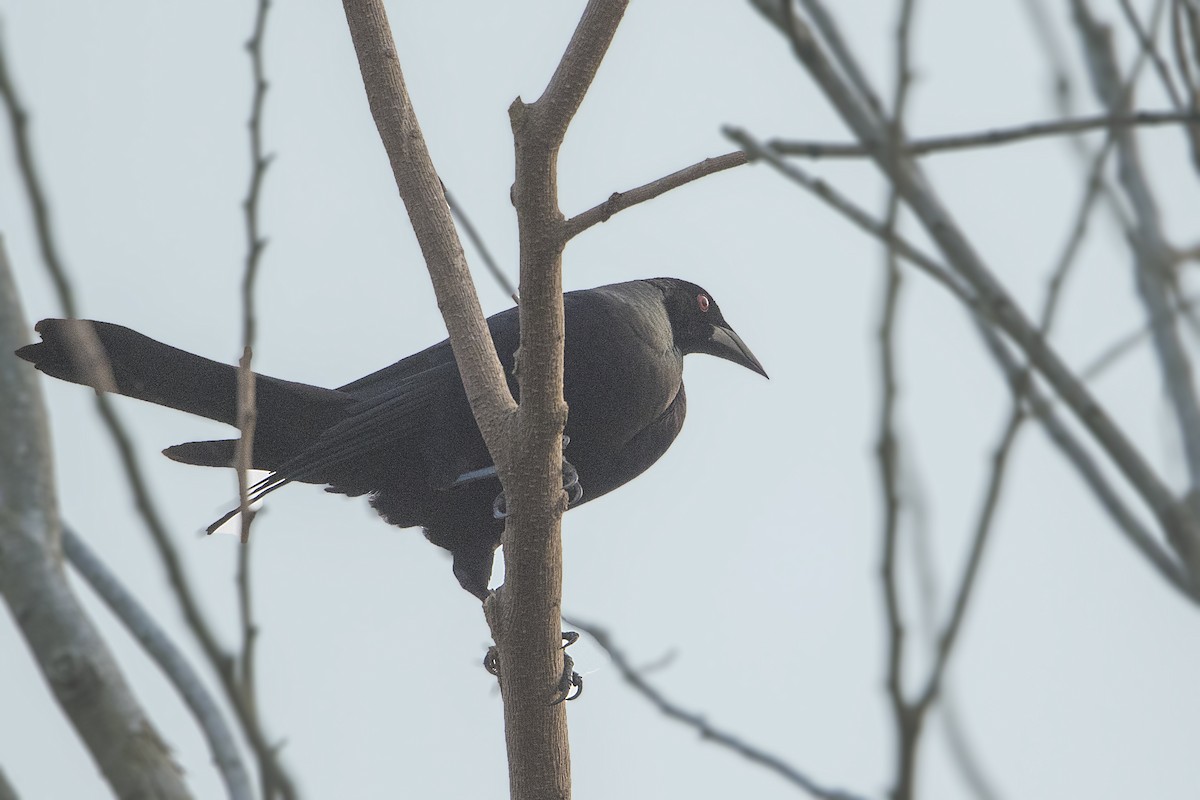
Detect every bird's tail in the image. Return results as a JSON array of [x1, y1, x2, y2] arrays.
[[16, 319, 349, 469]]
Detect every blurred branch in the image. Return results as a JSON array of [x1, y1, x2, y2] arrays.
[[1074, 0, 1200, 576], [1117, 0, 1184, 107], [1081, 292, 1200, 381], [1169, 0, 1200, 169], [728, 128, 1199, 601], [939, 701, 1003, 800], [750, 0, 1200, 591], [563, 151, 748, 239], [904, 467, 1003, 800], [0, 32, 298, 799], [63, 526, 253, 800], [565, 618, 868, 800], [0, 241, 191, 799], [1019, 0, 1080, 114], [726, 129, 971, 302], [874, 3, 926, 798], [0, 28, 78, 317], [796, 0, 885, 115], [0, 768, 17, 800], [767, 110, 1198, 158]]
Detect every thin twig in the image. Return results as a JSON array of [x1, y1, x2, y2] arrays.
[[1117, 0, 1183, 108], [731, 128, 1197, 601], [1081, 292, 1200, 381], [726, 128, 972, 303], [902, 465, 1004, 800], [761, 0, 1200, 578], [563, 151, 748, 239], [564, 618, 869, 800], [915, 410, 1022, 717], [236, 0, 273, 793], [63, 526, 254, 800], [767, 110, 1199, 158], [1169, 0, 1200, 170], [444, 187, 517, 298], [1074, 0, 1200, 576], [877, 3, 921, 798], [233, 0, 271, 542], [796, 0, 885, 115], [0, 29, 78, 318]]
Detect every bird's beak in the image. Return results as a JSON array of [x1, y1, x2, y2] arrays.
[[705, 325, 769, 378]]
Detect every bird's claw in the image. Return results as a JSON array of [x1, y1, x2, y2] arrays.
[[483, 646, 500, 676], [551, 630, 583, 703], [491, 436, 583, 520], [551, 653, 584, 704], [484, 632, 583, 703], [562, 460, 584, 506]]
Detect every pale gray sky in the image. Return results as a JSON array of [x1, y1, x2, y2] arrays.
[[2, 1, 1199, 798]]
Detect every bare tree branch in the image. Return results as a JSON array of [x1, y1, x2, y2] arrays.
[[0, 32, 299, 797], [0, 242, 192, 800], [492, 3, 630, 797], [565, 618, 869, 800], [750, 0, 1200, 586], [876, 4, 922, 798], [1074, 0, 1200, 575], [340, 0, 515, 454], [725, 128, 971, 302], [339, 3, 636, 797], [0, 767, 20, 800], [62, 526, 253, 800], [730, 127, 1197, 600], [563, 151, 748, 239], [1117, 0, 1184, 108], [767, 111, 1199, 159], [1169, 0, 1200, 169], [0, 30, 77, 317], [903, 470, 1004, 800], [234, 1, 274, 794], [234, 0, 273, 546]]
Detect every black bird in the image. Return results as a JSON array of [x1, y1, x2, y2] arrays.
[[16, 278, 766, 599]]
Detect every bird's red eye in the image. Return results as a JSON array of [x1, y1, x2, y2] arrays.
[[697, 294, 710, 312]]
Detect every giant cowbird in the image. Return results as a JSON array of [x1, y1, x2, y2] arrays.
[[16, 277, 766, 598]]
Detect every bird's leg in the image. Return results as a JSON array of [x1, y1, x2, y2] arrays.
[[492, 435, 583, 520]]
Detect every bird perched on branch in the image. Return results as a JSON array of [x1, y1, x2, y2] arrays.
[[16, 278, 766, 599]]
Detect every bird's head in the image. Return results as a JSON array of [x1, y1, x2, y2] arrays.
[[653, 278, 768, 378]]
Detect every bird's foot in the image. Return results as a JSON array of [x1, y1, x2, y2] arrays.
[[483, 632, 583, 703], [483, 646, 500, 677], [492, 436, 584, 520], [551, 630, 583, 704], [552, 653, 584, 704]]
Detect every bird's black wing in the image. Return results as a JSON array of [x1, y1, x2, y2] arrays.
[[208, 355, 464, 532]]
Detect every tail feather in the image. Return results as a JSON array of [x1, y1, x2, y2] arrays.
[[163, 439, 238, 468], [17, 319, 351, 467]]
